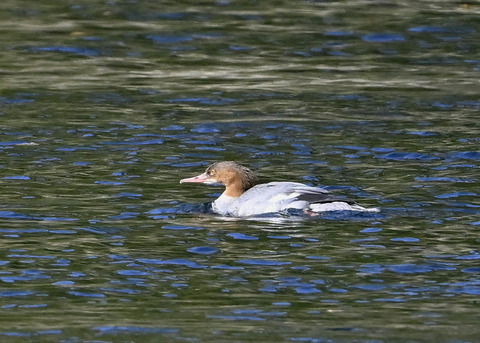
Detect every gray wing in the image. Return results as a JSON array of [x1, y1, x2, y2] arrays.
[[266, 182, 355, 204], [229, 182, 343, 216]]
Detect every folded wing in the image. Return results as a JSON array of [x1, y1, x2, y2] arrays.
[[228, 182, 354, 216]]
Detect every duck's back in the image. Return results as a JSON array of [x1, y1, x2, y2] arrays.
[[227, 182, 335, 217]]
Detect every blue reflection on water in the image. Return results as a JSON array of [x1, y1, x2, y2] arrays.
[[362, 33, 405, 42], [187, 246, 219, 255], [29, 46, 101, 56]]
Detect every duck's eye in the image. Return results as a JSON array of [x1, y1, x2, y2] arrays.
[[208, 169, 216, 176]]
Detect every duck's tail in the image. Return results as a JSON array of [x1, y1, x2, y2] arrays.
[[308, 201, 380, 213]]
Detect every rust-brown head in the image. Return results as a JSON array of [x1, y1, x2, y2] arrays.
[[180, 161, 258, 196]]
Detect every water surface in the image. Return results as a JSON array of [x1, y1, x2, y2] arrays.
[[1, 0, 480, 342]]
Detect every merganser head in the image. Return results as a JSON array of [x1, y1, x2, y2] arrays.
[[180, 161, 258, 195]]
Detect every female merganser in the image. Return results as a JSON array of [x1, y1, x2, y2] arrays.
[[180, 161, 379, 217]]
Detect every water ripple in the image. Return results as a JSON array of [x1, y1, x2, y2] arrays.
[[187, 246, 219, 255], [237, 260, 291, 266], [94, 326, 179, 334], [362, 33, 405, 42], [137, 258, 207, 269]]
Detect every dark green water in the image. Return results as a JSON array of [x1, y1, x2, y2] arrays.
[[1, 1, 479, 342]]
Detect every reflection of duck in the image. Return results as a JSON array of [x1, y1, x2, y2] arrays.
[[180, 161, 379, 217]]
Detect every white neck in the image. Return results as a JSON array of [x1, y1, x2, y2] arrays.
[[212, 192, 238, 215]]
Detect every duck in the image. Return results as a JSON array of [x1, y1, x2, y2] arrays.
[[180, 161, 379, 217]]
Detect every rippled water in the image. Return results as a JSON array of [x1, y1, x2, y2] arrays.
[[1, 0, 480, 342]]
